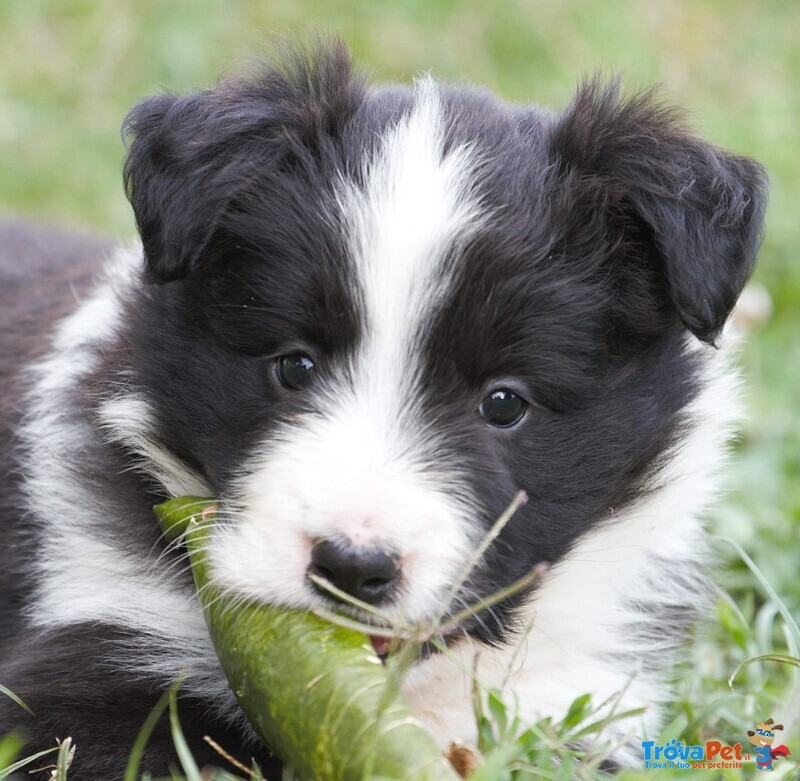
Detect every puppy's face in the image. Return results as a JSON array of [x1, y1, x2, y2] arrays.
[[122, 47, 765, 643]]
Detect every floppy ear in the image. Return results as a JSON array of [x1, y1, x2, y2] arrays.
[[122, 91, 234, 283], [122, 41, 360, 283], [549, 78, 768, 345], [773, 724, 784, 731]]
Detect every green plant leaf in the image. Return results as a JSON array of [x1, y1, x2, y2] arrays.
[[562, 693, 592, 730], [125, 688, 171, 781], [168, 681, 202, 781], [486, 689, 508, 737], [0, 684, 34, 717], [54, 737, 74, 781], [657, 714, 689, 747], [717, 536, 800, 646], [0, 745, 58, 779], [468, 741, 520, 781], [728, 652, 800, 688], [0, 731, 25, 772]]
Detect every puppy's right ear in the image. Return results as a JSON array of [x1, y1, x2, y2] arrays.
[[124, 43, 361, 283], [123, 92, 231, 283]]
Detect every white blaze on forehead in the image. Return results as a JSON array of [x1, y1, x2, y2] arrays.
[[340, 77, 485, 407], [213, 80, 488, 620]]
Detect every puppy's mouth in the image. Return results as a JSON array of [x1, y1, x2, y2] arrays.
[[367, 626, 465, 664], [338, 559, 551, 664], [369, 634, 393, 660]]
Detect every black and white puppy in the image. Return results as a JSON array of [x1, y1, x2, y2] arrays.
[[0, 42, 767, 777]]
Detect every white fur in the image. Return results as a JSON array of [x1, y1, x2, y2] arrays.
[[211, 79, 488, 624], [98, 393, 210, 497], [21, 246, 231, 713], [24, 246, 205, 632]]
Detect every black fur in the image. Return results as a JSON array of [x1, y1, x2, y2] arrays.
[[0, 625, 279, 778], [123, 42, 365, 285], [548, 78, 767, 345], [0, 43, 767, 777]]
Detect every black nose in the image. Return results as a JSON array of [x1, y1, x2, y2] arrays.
[[309, 539, 400, 605]]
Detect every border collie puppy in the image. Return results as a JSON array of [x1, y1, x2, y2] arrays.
[[0, 42, 766, 777]]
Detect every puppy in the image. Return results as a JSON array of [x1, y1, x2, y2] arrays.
[[0, 42, 767, 777]]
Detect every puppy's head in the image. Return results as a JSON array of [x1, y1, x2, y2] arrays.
[[121, 43, 766, 643]]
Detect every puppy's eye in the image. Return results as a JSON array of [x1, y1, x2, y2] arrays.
[[479, 389, 527, 428], [276, 353, 315, 390]]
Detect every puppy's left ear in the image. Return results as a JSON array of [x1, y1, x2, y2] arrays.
[[550, 79, 768, 344]]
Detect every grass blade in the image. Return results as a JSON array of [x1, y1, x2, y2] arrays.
[[0, 731, 25, 772], [125, 689, 171, 781], [54, 737, 74, 780], [716, 536, 800, 645], [437, 491, 527, 623], [0, 745, 58, 779], [168, 682, 202, 781], [0, 684, 35, 717], [728, 652, 800, 688], [202, 735, 252, 778]]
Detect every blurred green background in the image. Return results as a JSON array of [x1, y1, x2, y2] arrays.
[[0, 0, 797, 775]]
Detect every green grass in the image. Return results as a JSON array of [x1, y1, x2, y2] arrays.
[[0, 1, 798, 778]]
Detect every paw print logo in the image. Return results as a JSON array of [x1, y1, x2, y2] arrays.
[[661, 738, 685, 762]]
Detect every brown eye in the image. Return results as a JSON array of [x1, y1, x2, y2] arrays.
[[276, 353, 315, 390], [479, 389, 527, 428]]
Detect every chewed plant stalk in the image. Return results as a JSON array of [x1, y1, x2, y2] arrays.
[[154, 496, 462, 781]]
